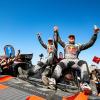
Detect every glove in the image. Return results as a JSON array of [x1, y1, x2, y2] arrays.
[[37, 33, 41, 37], [54, 26, 58, 32], [94, 25, 100, 34]]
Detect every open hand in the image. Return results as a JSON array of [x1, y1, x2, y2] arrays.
[[54, 26, 58, 32], [94, 25, 100, 34]]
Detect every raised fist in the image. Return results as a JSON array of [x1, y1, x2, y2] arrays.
[[37, 33, 41, 37], [94, 25, 100, 34], [54, 26, 58, 32]]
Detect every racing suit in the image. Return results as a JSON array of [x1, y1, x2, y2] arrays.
[[51, 30, 97, 85], [33, 35, 57, 76]]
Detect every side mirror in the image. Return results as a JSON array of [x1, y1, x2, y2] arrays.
[[17, 50, 20, 56], [39, 53, 44, 58], [39, 53, 44, 61]]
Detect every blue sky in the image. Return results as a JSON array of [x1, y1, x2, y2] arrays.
[[0, 0, 100, 67]]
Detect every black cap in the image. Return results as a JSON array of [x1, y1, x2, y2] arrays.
[[68, 34, 75, 39], [48, 38, 53, 42]]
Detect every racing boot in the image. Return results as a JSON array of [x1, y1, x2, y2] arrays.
[[42, 75, 49, 85], [48, 78, 56, 90], [42, 66, 51, 85]]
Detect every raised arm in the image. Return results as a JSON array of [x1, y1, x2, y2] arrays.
[[54, 26, 65, 48], [80, 25, 99, 50], [37, 33, 47, 49]]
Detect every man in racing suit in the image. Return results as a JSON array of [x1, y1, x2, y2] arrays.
[[46, 25, 99, 91], [28, 33, 58, 84]]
